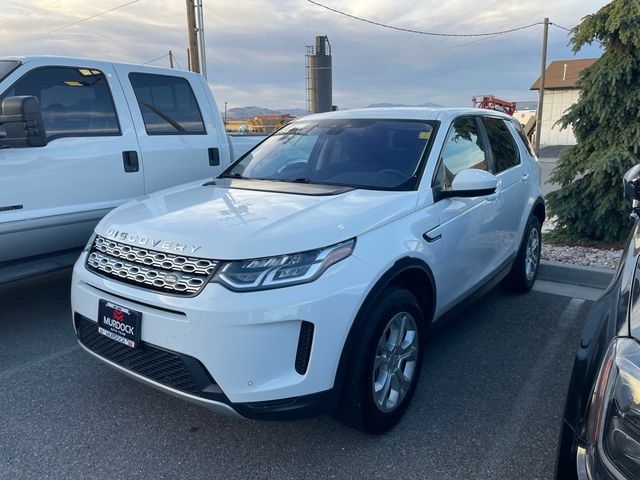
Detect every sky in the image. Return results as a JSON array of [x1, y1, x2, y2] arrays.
[[1, 0, 608, 110]]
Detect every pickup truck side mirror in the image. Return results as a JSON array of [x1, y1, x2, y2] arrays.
[[624, 164, 640, 219], [0, 95, 47, 148], [439, 168, 498, 199]]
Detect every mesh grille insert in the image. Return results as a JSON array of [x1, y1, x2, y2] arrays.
[[76, 315, 213, 396]]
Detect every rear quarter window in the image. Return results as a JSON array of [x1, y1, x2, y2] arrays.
[[482, 117, 520, 173]]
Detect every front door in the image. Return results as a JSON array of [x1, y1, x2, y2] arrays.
[[0, 60, 143, 262], [430, 116, 504, 313]]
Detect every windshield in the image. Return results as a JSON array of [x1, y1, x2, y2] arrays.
[[0, 60, 20, 83], [221, 118, 437, 190]]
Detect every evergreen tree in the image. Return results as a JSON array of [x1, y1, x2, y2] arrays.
[[546, 0, 640, 242]]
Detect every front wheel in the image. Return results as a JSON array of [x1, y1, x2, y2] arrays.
[[503, 215, 542, 293], [335, 287, 425, 434]]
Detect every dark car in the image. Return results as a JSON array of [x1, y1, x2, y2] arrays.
[[556, 164, 640, 479]]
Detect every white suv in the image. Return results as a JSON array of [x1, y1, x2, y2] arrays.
[[71, 108, 544, 433]]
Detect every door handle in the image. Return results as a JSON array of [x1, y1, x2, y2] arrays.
[[521, 173, 530, 181], [486, 192, 499, 202], [208, 147, 220, 166], [122, 151, 139, 173]]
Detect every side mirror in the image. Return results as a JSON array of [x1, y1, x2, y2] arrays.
[[624, 164, 640, 218], [440, 168, 498, 199], [0, 95, 47, 148]]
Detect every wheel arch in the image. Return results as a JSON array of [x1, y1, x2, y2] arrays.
[[333, 257, 436, 393], [532, 196, 546, 225]]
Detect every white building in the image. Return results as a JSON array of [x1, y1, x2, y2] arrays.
[[530, 58, 597, 146]]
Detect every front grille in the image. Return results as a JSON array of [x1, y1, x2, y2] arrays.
[[76, 315, 214, 397], [86, 235, 218, 296]]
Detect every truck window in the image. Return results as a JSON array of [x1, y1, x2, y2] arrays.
[[128, 73, 206, 135], [0, 66, 120, 140]]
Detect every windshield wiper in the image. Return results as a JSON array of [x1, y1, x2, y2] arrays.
[[218, 172, 248, 180]]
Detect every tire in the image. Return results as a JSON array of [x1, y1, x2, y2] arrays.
[[334, 286, 425, 434], [503, 215, 542, 293]]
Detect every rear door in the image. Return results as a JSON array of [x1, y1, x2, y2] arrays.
[[114, 66, 229, 193], [480, 116, 527, 256], [0, 59, 143, 262]]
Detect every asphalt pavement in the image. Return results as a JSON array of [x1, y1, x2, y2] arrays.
[[0, 269, 591, 480]]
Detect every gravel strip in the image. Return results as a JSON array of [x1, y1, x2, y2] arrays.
[[541, 244, 622, 270]]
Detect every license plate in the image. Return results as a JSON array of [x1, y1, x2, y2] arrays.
[[97, 300, 142, 348]]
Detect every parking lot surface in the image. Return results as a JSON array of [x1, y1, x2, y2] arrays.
[[1, 269, 590, 480]]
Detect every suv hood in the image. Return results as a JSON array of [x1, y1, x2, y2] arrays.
[[97, 180, 418, 259]]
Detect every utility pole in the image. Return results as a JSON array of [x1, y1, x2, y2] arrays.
[[535, 17, 549, 155], [185, 0, 200, 73], [169, 50, 174, 69], [195, 0, 207, 80]]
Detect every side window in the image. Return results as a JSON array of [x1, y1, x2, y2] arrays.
[[128, 73, 205, 135], [482, 117, 520, 173], [437, 117, 488, 189], [1, 66, 120, 139], [512, 120, 536, 157]]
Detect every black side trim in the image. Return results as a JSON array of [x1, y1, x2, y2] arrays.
[[437, 187, 496, 200], [422, 232, 441, 243], [432, 253, 515, 330], [233, 388, 337, 421], [0, 204, 23, 212]]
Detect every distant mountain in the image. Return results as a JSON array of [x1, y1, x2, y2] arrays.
[[278, 108, 308, 117], [365, 102, 442, 108], [223, 102, 443, 120], [224, 106, 279, 119], [224, 106, 308, 119]]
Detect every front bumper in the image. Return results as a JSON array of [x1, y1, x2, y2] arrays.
[[71, 252, 378, 419]]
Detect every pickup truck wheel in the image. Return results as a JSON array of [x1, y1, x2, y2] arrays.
[[335, 286, 425, 434], [503, 215, 542, 293]]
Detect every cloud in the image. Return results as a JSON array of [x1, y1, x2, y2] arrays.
[[0, 0, 607, 110]]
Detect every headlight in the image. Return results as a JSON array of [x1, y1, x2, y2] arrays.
[[585, 338, 640, 479], [213, 239, 355, 291], [82, 232, 96, 253]]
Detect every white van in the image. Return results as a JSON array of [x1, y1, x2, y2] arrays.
[[0, 56, 263, 281]]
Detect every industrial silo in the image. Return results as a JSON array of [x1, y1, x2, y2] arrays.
[[306, 35, 333, 113]]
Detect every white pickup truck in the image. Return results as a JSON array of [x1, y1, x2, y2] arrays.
[[0, 56, 264, 282]]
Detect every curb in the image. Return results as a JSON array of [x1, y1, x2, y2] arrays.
[[538, 260, 615, 290]]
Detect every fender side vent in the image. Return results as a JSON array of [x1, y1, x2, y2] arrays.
[[295, 321, 314, 375]]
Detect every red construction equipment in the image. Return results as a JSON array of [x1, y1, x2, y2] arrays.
[[472, 95, 517, 116]]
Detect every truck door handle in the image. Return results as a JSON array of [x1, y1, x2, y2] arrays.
[[521, 173, 530, 181], [122, 151, 139, 173], [208, 147, 220, 166]]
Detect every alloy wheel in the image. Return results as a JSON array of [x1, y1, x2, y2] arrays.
[[525, 227, 540, 281], [372, 311, 419, 413]]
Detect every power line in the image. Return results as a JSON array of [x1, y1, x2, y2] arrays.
[[0, 0, 64, 28], [143, 53, 169, 65], [550, 22, 572, 32], [307, 0, 543, 37], [44, 0, 141, 35], [142, 52, 184, 69]]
